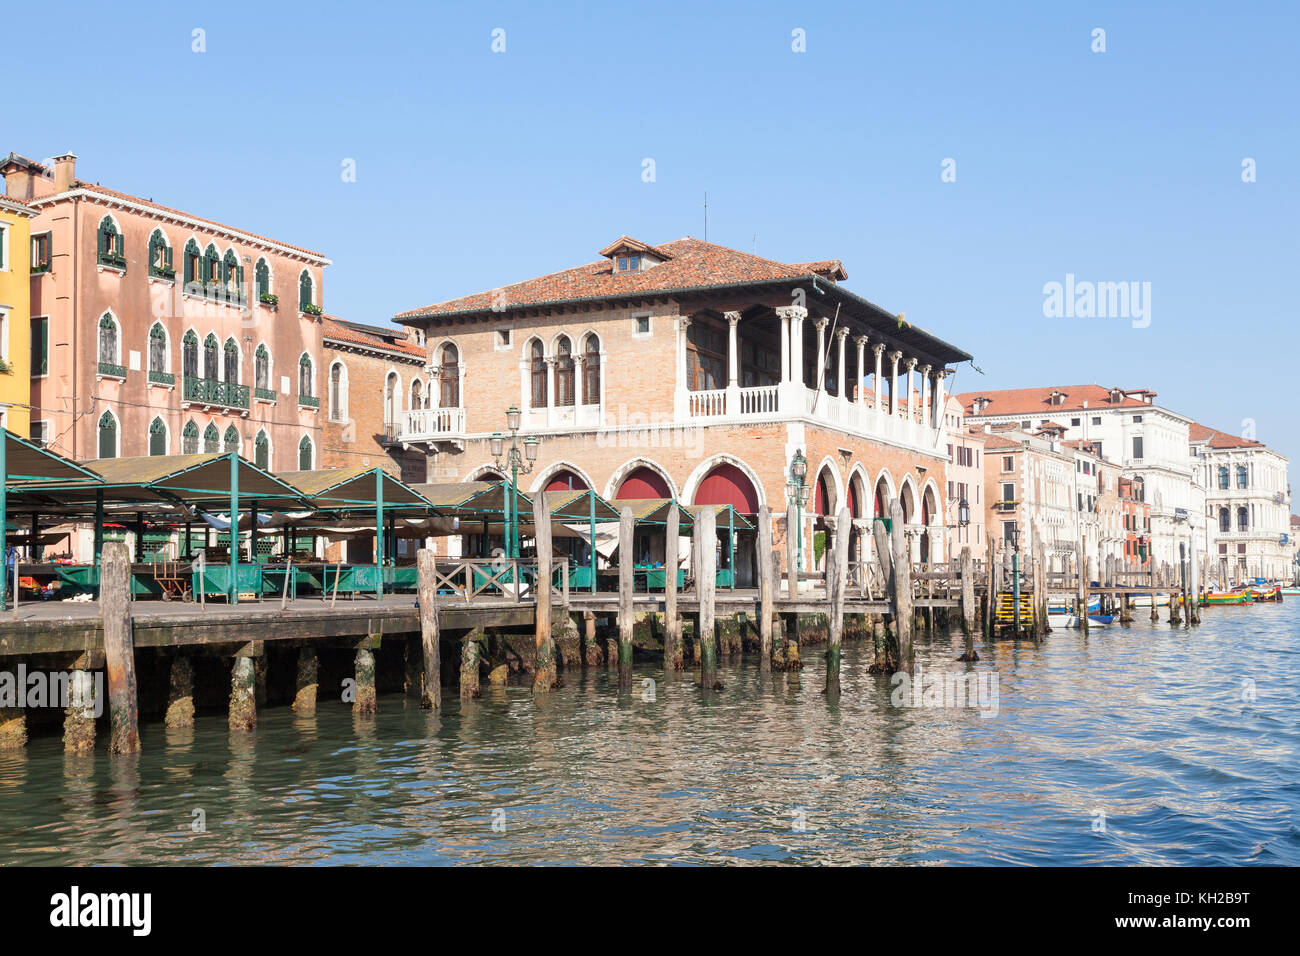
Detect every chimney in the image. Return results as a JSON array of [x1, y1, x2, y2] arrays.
[[52, 153, 77, 193]]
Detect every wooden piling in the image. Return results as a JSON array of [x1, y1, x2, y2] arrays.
[[959, 546, 977, 660], [354, 644, 377, 715], [617, 505, 635, 689], [292, 646, 318, 715], [757, 505, 774, 674], [664, 503, 682, 672], [229, 654, 257, 732], [826, 507, 851, 695], [697, 508, 718, 687], [534, 495, 558, 693], [460, 634, 482, 700], [785, 502, 799, 600], [582, 611, 600, 667], [889, 499, 912, 664], [417, 549, 441, 710], [102, 542, 140, 754], [873, 516, 896, 661], [163, 655, 195, 729], [63, 666, 98, 754]]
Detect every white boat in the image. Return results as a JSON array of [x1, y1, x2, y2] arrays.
[[1128, 593, 1170, 608], [1048, 612, 1110, 629]]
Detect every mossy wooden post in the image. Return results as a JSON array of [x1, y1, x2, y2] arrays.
[[417, 549, 441, 709], [354, 643, 377, 715], [756, 505, 774, 673], [616, 505, 635, 689], [460, 634, 481, 700], [959, 546, 977, 658], [785, 502, 799, 600], [163, 655, 195, 730], [229, 649, 257, 732], [984, 534, 997, 637], [63, 663, 98, 754], [292, 646, 318, 715], [697, 508, 718, 686], [534, 495, 557, 693], [664, 503, 682, 672], [889, 499, 912, 663], [1033, 532, 1048, 639], [826, 507, 851, 695], [872, 516, 896, 659], [102, 542, 140, 754]]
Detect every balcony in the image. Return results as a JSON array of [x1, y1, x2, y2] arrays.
[[298, 394, 320, 409], [148, 370, 175, 386], [398, 407, 467, 446], [681, 383, 942, 451], [97, 362, 126, 380], [183, 376, 249, 412]]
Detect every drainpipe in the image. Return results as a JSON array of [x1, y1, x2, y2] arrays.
[[71, 195, 79, 459]]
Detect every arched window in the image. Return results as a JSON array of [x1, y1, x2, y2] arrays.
[[555, 336, 575, 406], [298, 435, 313, 470], [254, 344, 270, 390], [384, 371, 400, 426], [203, 423, 220, 453], [529, 339, 547, 407], [97, 410, 118, 459], [97, 217, 124, 268], [203, 334, 219, 379], [410, 378, 424, 411], [182, 330, 199, 378], [182, 421, 199, 455], [149, 417, 167, 456], [255, 258, 271, 301], [223, 425, 240, 454], [254, 430, 270, 470], [98, 313, 119, 367], [203, 244, 221, 289], [1217, 466, 1229, 490], [298, 353, 313, 397], [582, 334, 601, 405], [183, 239, 201, 286], [1219, 507, 1230, 533], [223, 337, 239, 383], [1236, 465, 1248, 489], [439, 344, 459, 407], [1237, 507, 1249, 531], [222, 249, 243, 301], [298, 270, 313, 311], [329, 362, 347, 422], [147, 229, 173, 279], [148, 323, 168, 374]]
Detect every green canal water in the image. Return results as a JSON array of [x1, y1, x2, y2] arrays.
[[1, 604, 1297, 865]]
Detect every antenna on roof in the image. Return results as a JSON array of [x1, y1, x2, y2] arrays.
[[701, 190, 708, 241], [752, 232, 758, 253]]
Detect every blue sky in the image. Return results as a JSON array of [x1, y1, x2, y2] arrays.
[[8, 1, 1298, 466]]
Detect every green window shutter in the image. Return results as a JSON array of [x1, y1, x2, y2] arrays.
[[30, 317, 48, 375]]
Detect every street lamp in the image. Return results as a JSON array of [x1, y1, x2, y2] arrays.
[[786, 450, 810, 572], [491, 407, 539, 558], [958, 497, 970, 527]]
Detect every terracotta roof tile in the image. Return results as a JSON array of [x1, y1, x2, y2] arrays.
[[323, 316, 426, 359], [1189, 422, 1264, 450], [396, 237, 827, 319], [955, 384, 1157, 416]]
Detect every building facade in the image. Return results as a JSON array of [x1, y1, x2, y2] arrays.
[[321, 316, 427, 480], [942, 396, 986, 561], [2, 152, 329, 470], [1190, 423, 1292, 583], [980, 427, 1078, 569], [394, 236, 973, 582], [0, 193, 35, 436], [957, 385, 1198, 572]]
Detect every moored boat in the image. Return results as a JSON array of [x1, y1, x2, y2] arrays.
[[1202, 591, 1249, 606]]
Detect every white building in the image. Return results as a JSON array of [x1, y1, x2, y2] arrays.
[[957, 385, 1198, 573], [942, 396, 987, 562], [1190, 423, 1292, 583]]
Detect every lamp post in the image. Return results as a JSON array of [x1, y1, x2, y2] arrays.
[[786, 450, 810, 573], [490, 405, 539, 559]]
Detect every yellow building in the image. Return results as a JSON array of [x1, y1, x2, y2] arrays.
[[0, 194, 34, 437]]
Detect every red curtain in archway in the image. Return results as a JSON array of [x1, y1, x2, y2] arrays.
[[814, 472, 830, 516], [615, 466, 672, 499], [874, 480, 888, 518], [545, 470, 588, 492], [848, 480, 860, 518], [693, 463, 760, 515]]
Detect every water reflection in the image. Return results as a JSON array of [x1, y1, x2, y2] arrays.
[[0, 606, 1297, 865]]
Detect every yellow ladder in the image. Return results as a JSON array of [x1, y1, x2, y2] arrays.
[[994, 591, 1034, 624]]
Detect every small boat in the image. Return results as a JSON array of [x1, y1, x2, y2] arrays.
[[1244, 584, 1282, 602], [1281, 586, 1300, 597], [1129, 593, 1170, 608], [1203, 591, 1249, 606], [1048, 612, 1110, 629]]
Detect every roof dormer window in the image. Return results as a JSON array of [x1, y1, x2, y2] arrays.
[[617, 255, 641, 272]]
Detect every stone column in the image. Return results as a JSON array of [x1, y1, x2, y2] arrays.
[[919, 363, 932, 428], [888, 350, 902, 417], [598, 347, 608, 426], [933, 369, 947, 430], [855, 336, 868, 409], [674, 315, 692, 419], [904, 357, 918, 422], [790, 307, 806, 390], [873, 343, 885, 427], [814, 317, 829, 393], [725, 310, 741, 415], [778, 309, 791, 384], [835, 328, 848, 402], [544, 356, 556, 428]]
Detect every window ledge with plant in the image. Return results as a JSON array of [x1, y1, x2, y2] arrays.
[[96, 255, 126, 273], [0, 359, 13, 375], [259, 293, 279, 309], [301, 303, 323, 316]]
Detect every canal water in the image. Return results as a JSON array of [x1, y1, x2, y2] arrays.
[[1, 603, 1296, 865]]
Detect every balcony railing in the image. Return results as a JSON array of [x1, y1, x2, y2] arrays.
[[97, 362, 126, 379], [399, 406, 467, 443], [148, 370, 175, 385], [298, 394, 320, 409], [254, 387, 277, 402], [183, 375, 250, 411]]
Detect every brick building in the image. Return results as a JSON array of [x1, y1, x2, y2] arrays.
[[394, 235, 973, 582], [2, 152, 329, 475], [942, 395, 985, 561], [320, 316, 427, 480]]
